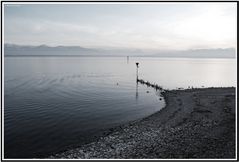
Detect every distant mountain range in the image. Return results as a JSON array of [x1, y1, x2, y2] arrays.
[[150, 48, 236, 58], [4, 44, 236, 58]]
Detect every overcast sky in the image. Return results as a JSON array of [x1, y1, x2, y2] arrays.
[[4, 2, 237, 50]]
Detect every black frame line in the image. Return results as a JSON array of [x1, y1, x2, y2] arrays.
[[1, 1, 238, 162]]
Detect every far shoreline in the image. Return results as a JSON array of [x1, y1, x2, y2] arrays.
[[4, 55, 236, 59], [49, 86, 236, 159]]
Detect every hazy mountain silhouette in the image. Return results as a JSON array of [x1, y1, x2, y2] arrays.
[[150, 48, 236, 58], [4, 44, 235, 58]]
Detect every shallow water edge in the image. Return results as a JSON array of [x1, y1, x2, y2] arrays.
[[49, 87, 236, 159]]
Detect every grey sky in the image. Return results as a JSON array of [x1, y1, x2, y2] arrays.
[[4, 2, 237, 50]]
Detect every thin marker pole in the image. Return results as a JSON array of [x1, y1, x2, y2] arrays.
[[136, 62, 139, 82]]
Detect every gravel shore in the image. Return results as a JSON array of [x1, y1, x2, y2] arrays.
[[49, 87, 236, 159]]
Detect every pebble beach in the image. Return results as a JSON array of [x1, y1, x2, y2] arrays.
[[49, 87, 236, 159]]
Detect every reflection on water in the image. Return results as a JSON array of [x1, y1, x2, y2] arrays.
[[136, 81, 139, 100], [4, 57, 236, 158]]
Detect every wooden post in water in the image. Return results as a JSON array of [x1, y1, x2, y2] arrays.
[[136, 62, 139, 82]]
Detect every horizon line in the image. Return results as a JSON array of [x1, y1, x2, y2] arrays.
[[4, 43, 236, 51]]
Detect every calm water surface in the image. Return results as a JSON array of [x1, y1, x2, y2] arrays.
[[4, 57, 236, 158]]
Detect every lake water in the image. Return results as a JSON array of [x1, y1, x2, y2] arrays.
[[4, 57, 236, 158]]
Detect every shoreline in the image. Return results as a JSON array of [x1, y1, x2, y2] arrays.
[[49, 87, 236, 159]]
